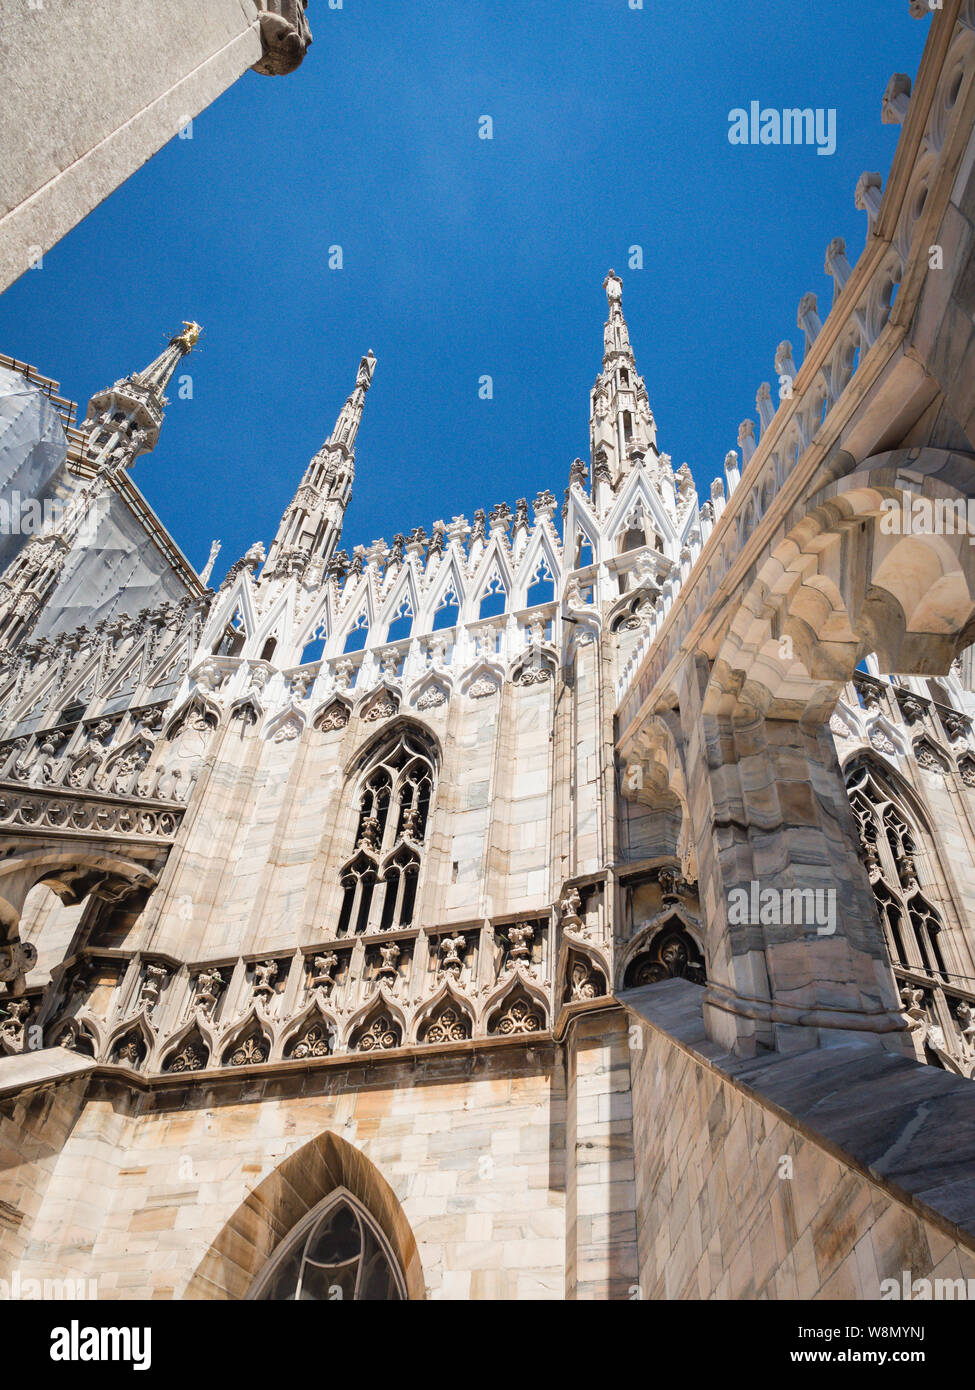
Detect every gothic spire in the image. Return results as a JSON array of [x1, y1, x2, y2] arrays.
[[82, 321, 202, 471], [264, 350, 377, 581], [589, 271, 667, 511]]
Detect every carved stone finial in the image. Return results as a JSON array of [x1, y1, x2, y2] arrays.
[[854, 171, 883, 226], [533, 489, 558, 521], [797, 292, 822, 348], [774, 341, 797, 379], [756, 382, 774, 430], [824, 237, 852, 298], [488, 502, 511, 533], [882, 73, 912, 125]]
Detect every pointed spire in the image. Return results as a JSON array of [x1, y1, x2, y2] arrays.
[[264, 350, 377, 581], [82, 322, 201, 470], [132, 320, 201, 392], [199, 539, 222, 585], [0, 322, 201, 655], [328, 348, 376, 454], [589, 271, 661, 505]]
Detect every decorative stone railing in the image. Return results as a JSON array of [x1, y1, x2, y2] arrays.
[[0, 783, 184, 843]]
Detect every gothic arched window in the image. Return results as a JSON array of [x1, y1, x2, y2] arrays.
[[248, 1191, 405, 1301], [337, 728, 436, 934], [846, 763, 949, 979]]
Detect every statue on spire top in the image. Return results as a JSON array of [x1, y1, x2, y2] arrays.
[[172, 322, 202, 352]]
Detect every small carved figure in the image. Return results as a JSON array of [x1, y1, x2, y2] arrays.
[[195, 967, 224, 1018], [377, 942, 400, 980], [310, 952, 338, 994], [253, 959, 278, 1003], [138, 963, 168, 1014], [438, 934, 466, 979]]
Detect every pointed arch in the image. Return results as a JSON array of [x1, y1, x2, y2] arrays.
[[163, 691, 220, 742], [382, 583, 417, 644], [160, 1015, 215, 1073], [345, 991, 406, 1053], [619, 917, 706, 990], [473, 564, 508, 621], [355, 682, 400, 726], [512, 524, 562, 610], [483, 971, 550, 1036], [313, 696, 351, 732], [204, 579, 257, 658], [47, 1016, 97, 1057], [466, 541, 514, 624], [562, 944, 608, 1005], [97, 732, 155, 795], [341, 608, 370, 654], [410, 976, 474, 1045], [294, 594, 332, 663], [185, 1131, 424, 1300], [219, 1010, 272, 1067], [421, 554, 466, 635], [104, 1013, 154, 1069], [262, 706, 306, 746], [279, 998, 338, 1062], [564, 490, 601, 571], [603, 473, 675, 560]]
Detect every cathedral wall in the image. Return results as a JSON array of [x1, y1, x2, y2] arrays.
[[0, 1071, 97, 1280], [626, 993, 975, 1300], [109, 664, 574, 965], [10, 1047, 567, 1300], [567, 638, 609, 878], [894, 758, 975, 974], [564, 1009, 639, 1299]]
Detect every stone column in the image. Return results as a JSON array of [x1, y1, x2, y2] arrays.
[[676, 658, 907, 1056]]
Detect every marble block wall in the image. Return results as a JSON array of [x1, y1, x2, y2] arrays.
[[625, 980, 975, 1300]]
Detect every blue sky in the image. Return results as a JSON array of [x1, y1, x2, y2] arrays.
[[0, 0, 928, 581]]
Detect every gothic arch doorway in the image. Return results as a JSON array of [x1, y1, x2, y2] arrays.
[[185, 1130, 424, 1300]]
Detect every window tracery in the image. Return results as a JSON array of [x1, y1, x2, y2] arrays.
[[845, 761, 975, 1075], [337, 729, 436, 935], [249, 1192, 405, 1301], [847, 764, 948, 979]]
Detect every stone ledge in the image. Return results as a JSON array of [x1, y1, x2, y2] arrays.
[[0, 1046, 94, 1099], [620, 977, 975, 1253]]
